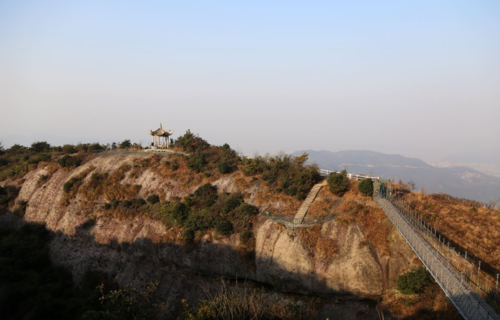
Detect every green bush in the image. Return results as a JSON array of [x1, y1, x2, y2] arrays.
[[397, 267, 431, 294], [63, 177, 80, 193], [216, 161, 230, 174], [171, 163, 179, 171], [222, 193, 243, 214], [238, 203, 259, 216], [183, 229, 195, 243], [215, 219, 234, 235], [27, 153, 51, 165], [30, 141, 51, 153], [358, 178, 374, 197], [187, 150, 207, 173], [58, 155, 82, 168], [327, 170, 350, 196], [62, 144, 77, 154], [296, 194, 306, 201], [175, 130, 209, 153], [122, 200, 132, 208], [187, 184, 218, 208], [240, 231, 253, 244], [119, 139, 132, 149], [147, 195, 160, 204]]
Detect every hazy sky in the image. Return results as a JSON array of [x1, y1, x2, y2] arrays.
[[1, 1, 499, 163]]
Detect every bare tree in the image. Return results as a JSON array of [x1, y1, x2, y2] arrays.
[[408, 180, 416, 192], [485, 197, 500, 210]]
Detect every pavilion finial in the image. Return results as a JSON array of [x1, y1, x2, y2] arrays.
[[160, 123, 162, 129]]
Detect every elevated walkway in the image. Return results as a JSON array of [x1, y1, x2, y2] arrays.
[[376, 196, 500, 320], [294, 181, 326, 223]]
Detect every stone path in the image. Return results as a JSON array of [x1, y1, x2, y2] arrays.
[[294, 181, 326, 223]]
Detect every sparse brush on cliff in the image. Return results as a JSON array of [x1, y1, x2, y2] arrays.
[[178, 279, 318, 320], [242, 152, 320, 201], [61, 166, 95, 206], [0, 185, 19, 213], [80, 165, 141, 204]]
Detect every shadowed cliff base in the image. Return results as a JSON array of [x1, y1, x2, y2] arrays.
[[0, 212, 462, 320]]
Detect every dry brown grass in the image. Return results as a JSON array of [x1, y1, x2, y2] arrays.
[[307, 186, 339, 217], [384, 280, 460, 320], [80, 164, 141, 203], [406, 192, 500, 269], [184, 279, 318, 320], [232, 170, 255, 191], [60, 166, 95, 206], [335, 192, 390, 256], [254, 185, 300, 216], [148, 155, 212, 189], [297, 225, 339, 258]]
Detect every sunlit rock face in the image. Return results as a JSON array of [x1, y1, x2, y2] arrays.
[[0, 153, 418, 303]]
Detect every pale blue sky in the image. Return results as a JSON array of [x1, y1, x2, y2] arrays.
[[1, 1, 499, 162]]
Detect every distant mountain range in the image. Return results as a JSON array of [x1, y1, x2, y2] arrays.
[[293, 150, 500, 204]]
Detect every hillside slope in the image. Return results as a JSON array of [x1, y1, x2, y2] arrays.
[[0, 151, 455, 318]]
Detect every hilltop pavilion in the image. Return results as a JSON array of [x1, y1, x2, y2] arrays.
[[148, 124, 174, 149]]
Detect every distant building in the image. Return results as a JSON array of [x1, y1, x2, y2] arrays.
[[148, 124, 174, 149]]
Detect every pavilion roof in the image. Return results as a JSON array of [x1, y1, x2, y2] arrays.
[[148, 124, 174, 137]]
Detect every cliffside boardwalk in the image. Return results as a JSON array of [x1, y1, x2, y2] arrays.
[[294, 181, 325, 223], [375, 193, 500, 320]]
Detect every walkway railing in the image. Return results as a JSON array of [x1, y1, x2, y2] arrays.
[[375, 194, 500, 320]]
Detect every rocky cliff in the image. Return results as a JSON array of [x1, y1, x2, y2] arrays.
[[0, 151, 426, 317]]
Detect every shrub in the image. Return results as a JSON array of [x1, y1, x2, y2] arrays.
[[175, 130, 209, 153], [216, 161, 230, 174], [103, 203, 111, 210], [63, 177, 80, 193], [147, 195, 160, 204], [30, 141, 51, 153], [327, 170, 350, 196], [215, 219, 234, 235], [171, 163, 179, 171], [187, 150, 207, 173], [296, 194, 306, 201], [240, 231, 254, 244], [239, 203, 259, 216], [135, 198, 147, 206], [222, 193, 243, 214], [188, 184, 218, 208], [62, 144, 77, 154], [119, 139, 132, 149], [58, 155, 82, 168], [183, 229, 195, 243], [122, 200, 132, 208], [5, 144, 27, 155], [397, 267, 431, 294], [358, 178, 374, 197], [27, 153, 51, 165], [169, 202, 189, 224], [111, 199, 120, 209]]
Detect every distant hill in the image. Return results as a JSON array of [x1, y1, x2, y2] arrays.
[[293, 150, 500, 203]]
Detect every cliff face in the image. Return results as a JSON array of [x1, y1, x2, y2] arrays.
[[0, 152, 419, 307]]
